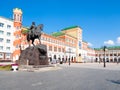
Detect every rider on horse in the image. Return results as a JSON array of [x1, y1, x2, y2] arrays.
[[27, 22, 43, 46], [29, 22, 36, 37]]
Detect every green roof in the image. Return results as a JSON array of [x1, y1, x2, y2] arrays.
[[94, 48, 102, 50], [107, 46, 120, 49], [61, 26, 79, 31], [51, 32, 65, 37], [94, 46, 120, 50]]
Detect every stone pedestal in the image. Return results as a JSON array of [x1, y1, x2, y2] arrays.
[[18, 44, 48, 65]]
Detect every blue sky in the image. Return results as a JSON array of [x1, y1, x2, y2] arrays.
[[1, 0, 120, 48]]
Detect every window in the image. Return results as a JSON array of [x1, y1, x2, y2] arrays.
[[79, 54, 81, 56], [44, 37, 46, 41], [16, 35, 19, 38], [110, 54, 113, 56], [49, 38, 51, 42], [6, 39, 10, 43], [56, 40, 57, 44], [0, 30, 4, 35], [118, 53, 120, 56], [16, 26, 18, 30], [48, 38, 50, 42], [0, 23, 4, 27], [114, 54, 117, 56], [7, 32, 11, 36], [0, 38, 3, 42], [6, 53, 11, 58], [52, 40, 54, 43], [66, 38, 69, 42], [16, 26, 20, 30], [0, 46, 3, 50], [14, 14, 16, 21], [54, 47, 57, 52], [59, 41, 61, 45], [62, 48, 65, 52], [7, 25, 11, 29], [16, 44, 19, 48], [17, 15, 19, 21], [58, 48, 61, 52], [6, 47, 10, 50], [20, 15, 22, 22], [49, 46, 52, 51], [42, 37, 44, 40], [0, 53, 3, 58], [106, 54, 108, 56]]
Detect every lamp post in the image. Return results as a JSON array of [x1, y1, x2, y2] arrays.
[[117, 55, 119, 64], [68, 48, 71, 66], [103, 46, 107, 67], [116, 51, 119, 64]]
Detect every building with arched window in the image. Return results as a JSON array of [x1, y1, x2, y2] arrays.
[[95, 46, 120, 63]]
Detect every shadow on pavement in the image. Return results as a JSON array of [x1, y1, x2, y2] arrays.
[[106, 79, 120, 84]]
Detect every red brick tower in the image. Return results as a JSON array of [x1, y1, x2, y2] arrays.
[[13, 8, 22, 62]]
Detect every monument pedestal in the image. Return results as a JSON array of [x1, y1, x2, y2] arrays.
[[18, 44, 48, 65]]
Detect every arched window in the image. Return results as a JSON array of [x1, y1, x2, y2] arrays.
[[14, 14, 16, 21], [20, 15, 22, 22]]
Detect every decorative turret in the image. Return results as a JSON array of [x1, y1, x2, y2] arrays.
[[13, 8, 22, 22]]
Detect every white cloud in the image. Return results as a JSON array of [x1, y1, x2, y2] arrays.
[[88, 42, 93, 47], [116, 37, 120, 44], [104, 40, 114, 45]]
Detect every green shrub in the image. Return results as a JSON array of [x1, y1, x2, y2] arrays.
[[0, 65, 12, 71]]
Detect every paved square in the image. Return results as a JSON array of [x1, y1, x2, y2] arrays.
[[0, 63, 120, 90]]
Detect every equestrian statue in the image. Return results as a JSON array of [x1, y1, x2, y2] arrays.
[[27, 22, 43, 46], [19, 22, 48, 65]]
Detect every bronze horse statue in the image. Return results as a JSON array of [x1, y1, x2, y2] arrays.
[[27, 23, 43, 46]]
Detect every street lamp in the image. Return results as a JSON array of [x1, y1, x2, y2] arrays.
[[68, 48, 71, 66], [116, 51, 119, 64], [103, 46, 107, 67]]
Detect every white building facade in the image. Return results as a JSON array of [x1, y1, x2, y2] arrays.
[[0, 16, 14, 61]]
